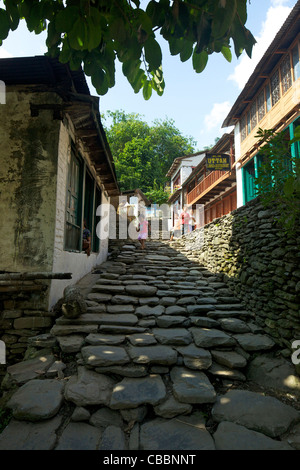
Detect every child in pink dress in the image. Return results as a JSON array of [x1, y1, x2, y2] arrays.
[[137, 214, 148, 249]]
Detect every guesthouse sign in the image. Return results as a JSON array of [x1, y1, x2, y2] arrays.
[[206, 153, 231, 171]]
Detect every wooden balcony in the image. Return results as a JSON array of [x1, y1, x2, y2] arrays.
[[187, 170, 236, 205]]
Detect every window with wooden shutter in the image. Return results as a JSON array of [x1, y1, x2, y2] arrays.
[[280, 54, 292, 94], [65, 150, 83, 251], [271, 69, 280, 105]]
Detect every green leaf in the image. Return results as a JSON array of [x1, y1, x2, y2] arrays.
[[143, 80, 152, 100], [59, 40, 72, 63], [131, 68, 146, 93], [0, 9, 10, 40], [55, 6, 79, 33], [192, 49, 208, 73], [4, 0, 19, 31], [144, 37, 162, 72], [221, 45, 232, 62], [68, 18, 88, 50], [92, 67, 109, 95], [86, 16, 102, 51], [180, 41, 193, 62], [46, 20, 61, 48], [212, 0, 237, 39], [110, 17, 127, 44], [26, 3, 46, 33]]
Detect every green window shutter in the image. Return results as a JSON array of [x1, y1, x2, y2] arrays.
[[243, 159, 256, 203]]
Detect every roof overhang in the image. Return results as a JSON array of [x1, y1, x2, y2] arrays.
[[0, 55, 119, 196], [222, 1, 300, 128]]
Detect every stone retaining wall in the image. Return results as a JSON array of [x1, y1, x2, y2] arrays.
[[0, 280, 54, 363], [175, 197, 300, 353]]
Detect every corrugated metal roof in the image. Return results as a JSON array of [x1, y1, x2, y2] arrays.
[[0, 55, 90, 95], [222, 0, 300, 128]]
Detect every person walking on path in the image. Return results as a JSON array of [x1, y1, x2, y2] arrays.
[[181, 207, 191, 235], [137, 213, 148, 249], [170, 214, 182, 241]]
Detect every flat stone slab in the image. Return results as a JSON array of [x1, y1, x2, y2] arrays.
[[208, 363, 246, 381], [165, 305, 187, 316], [152, 328, 192, 345], [110, 375, 167, 409], [153, 395, 192, 418], [170, 366, 216, 404], [85, 333, 126, 346], [81, 345, 130, 367], [56, 423, 102, 450], [128, 345, 178, 365], [140, 412, 215, 450], [190, 327, 236, 348], [212, 390, 300, 438], [95, 364, 147, 378], [111, 295, 139, 304], [247, 354, 300, 396], [6, 379, 64, 422], [0, 417, 63, 450], [127, 333, 157, 346], [160, 297, 178, 306], [207, 310, 251, 319], [234, 333, 275, 351], [211, 350, 247, 369], [86, 292, 113, 302], [139, 296, 160, 306], [125, 285, 157, 296], [5, 354, 55, 386], [90, 285, 125, 294], [213, 421, 294, 450], [65, 367, 116, 406], [145, 255, 170, 261], [190, 316, 219, 328], [107, 305, 135, 313], [218, 318, 250, 333], [56, 335, 85, 353], [51, 324, 98, 336], [99, 325, 146, 334], [27, 334, 57, 348], [187, 305, 216, 314], [99, 425, 127, 450], [90, 408, 123, 429], [176, 345, 212, 370], [135, 305, 165, 317], [156, 315, 189, 328]]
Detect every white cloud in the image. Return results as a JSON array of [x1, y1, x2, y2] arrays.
[[228, 2, 292, 89], [203, 101, 232, 132], [0, 48, 13, 58]]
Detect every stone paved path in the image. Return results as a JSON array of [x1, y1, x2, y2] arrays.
[[0, 240, 300, 450]]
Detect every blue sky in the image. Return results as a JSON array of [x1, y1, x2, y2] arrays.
[[0, 0, 297, 150]]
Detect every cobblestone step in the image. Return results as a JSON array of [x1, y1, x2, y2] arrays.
[[1, 239, 299, 450]]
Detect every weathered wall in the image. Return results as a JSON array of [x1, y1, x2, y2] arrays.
[[175, 197, 300, 353], [0, 88, 61, 273], [49, 119, 110, 308]]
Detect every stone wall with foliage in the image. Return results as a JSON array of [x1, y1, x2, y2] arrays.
[[175, 197, 300, 354]]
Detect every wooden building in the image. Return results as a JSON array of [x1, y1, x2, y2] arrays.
[[222, 1, 300, 207], [0, 56, 119, 308], [182, 132, 236, 226]]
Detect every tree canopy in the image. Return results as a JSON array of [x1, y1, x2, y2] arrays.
[[0, 0, 256, 99], [103, 109, 196, 201]]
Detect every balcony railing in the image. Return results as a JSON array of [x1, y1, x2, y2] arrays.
[[187, 170, 232, 205]]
